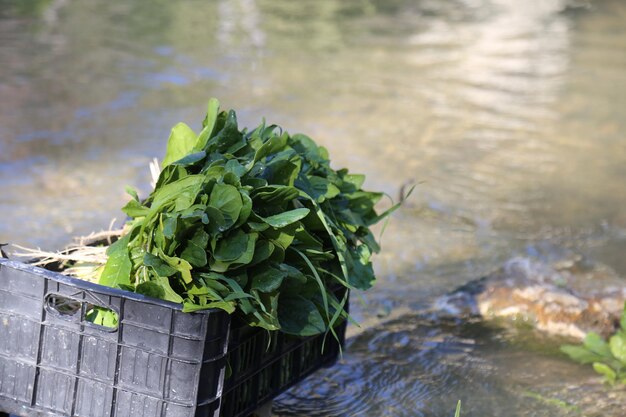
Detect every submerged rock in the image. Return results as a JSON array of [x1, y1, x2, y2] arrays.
[[434, 256, 626, 339]]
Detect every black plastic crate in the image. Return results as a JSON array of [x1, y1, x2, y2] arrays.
[[220, 315, 346, 417], [0, 259, 347, 417]]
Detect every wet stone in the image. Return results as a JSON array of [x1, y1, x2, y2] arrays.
[[434, 256, 626, 340]]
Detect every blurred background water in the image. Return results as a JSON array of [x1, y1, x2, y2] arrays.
[[1, 0, 625, 415]]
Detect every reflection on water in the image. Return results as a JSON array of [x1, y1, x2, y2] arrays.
[[1, 0, 625, 415]]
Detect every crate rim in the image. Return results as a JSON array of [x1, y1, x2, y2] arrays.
[[0, 258, 222, 315]]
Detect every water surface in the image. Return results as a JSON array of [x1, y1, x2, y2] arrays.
[[1, 0, 626, 415]]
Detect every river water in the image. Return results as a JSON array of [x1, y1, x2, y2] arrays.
[[1, 0, 625, 415]]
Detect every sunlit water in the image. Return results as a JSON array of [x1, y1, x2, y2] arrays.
[[1, 0, 626, 415]]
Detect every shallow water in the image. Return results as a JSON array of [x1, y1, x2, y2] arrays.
[[1, 0, 625, 415]]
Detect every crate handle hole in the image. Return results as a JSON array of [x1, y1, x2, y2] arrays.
[[46, 294, 82, 317], [84, 305, 119, 330], [45, 294, 119, 330]]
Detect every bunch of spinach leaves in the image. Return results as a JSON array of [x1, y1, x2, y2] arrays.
[[99, 99, 398, 336]]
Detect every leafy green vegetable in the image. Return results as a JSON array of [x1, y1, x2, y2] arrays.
[[260, 208, 310, 228], [561, 302, 626, 385], [99, 234, 132, 287], [162, 123, 197, 167], [279, 296, 326, 336], [98, 99, 399, 337], [85, 306, 119, 329]]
